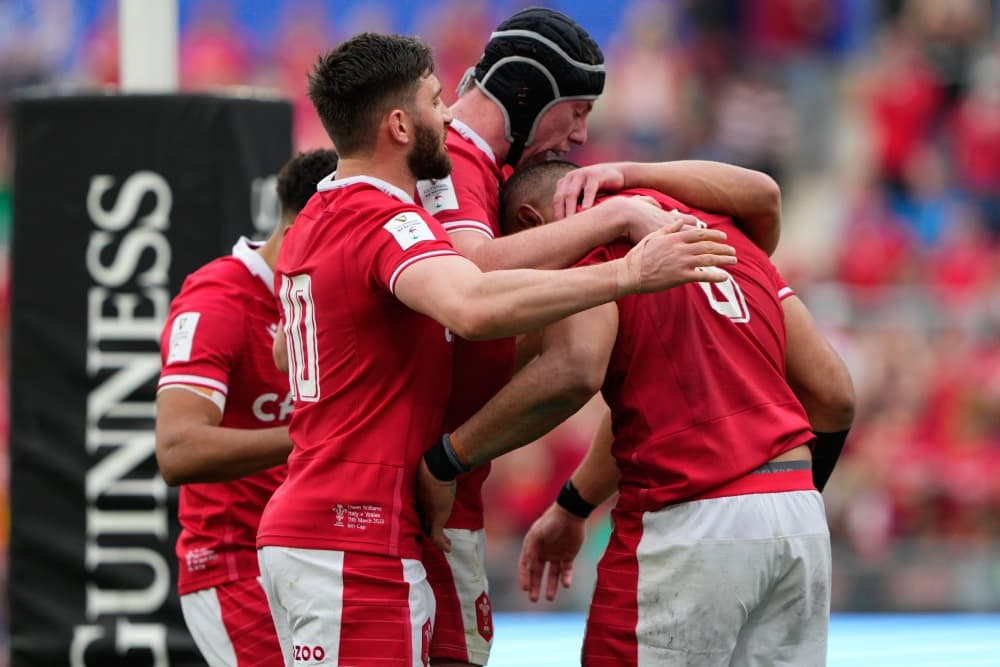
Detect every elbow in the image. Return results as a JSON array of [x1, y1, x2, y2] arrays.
[[826, 388, 856, 431], [155, 439, 189, 487], [756, 172, 781, 213], [157, 463, 185, 488], [447, 304, 505, 342], [550, 347, 606, 407], [803, 378, 856, 432]]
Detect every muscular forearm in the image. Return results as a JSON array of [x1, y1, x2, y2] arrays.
[[569, 409, 619, 506], [451, 351, 598, 467], [618, 160, 781, 255], [156, 425, 291, 485], [461, 263, 623, 340], [401, 257, 626, 342], [398, 228, 734, 342], [448, 305, 616, 471]]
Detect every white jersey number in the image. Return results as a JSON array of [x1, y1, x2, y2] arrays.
[[696, 268, 750, 323], [279, 274, 321, 402]]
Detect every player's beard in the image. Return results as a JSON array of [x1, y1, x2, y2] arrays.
[[407, 121, 452, 181]]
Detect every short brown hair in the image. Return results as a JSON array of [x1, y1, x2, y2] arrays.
[[308, 33, 435, 155]]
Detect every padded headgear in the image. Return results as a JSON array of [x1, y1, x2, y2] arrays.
[[467, 7, 605, 166]]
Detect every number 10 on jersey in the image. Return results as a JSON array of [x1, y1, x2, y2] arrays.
[[279, 274, 321, 402]]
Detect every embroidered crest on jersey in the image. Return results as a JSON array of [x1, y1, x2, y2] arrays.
[[416, 176, 459, 214], [383, 211, 436, 250], [167, 312, 201, 364]]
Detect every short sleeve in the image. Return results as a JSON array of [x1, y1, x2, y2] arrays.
[[158, 284, 243, 397], [369, 206, 459, 294], [772, 265, 796, 301], [418, 149, 497, 239]]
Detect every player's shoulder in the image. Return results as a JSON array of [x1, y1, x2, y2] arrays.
[[446, 123, 499, 179], [174, 256, 254, 306], [326, 178, 422, 221]]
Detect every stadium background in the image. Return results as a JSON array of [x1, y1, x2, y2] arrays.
[[1, 0, 999, 662]]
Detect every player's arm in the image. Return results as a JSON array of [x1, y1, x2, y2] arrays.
[[273, 320, 288, 373], [565, 408, 620, 507], [514, 330, 543, 372], [455, 302, 616, 464], [395, 224, 734, 342], [416, 302, 618, 550], [520, 408, 619, 602], [450, 195, 685, 271], [783, 294, 855, 491], [155, 388, 292, 485], [553, 160, 782, 255]]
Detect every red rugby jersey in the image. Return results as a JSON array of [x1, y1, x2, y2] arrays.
[[257, 175, 458, 559], [158, 237, 290, 595], [417, 120, 515, 530], [579, 189, 814, 511]]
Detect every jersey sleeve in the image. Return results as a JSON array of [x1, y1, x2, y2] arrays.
[[158, 283, 243, 399], [772, 265, 796, 301], [368, 206, 460, 294], [418, 150, 496, 239]]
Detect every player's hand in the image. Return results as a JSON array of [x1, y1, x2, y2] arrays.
[[518, 503, 586, 603], [619, 198, 706, 245], [416, 458, 455, 552], [553, 163, 627, 219], [617, 226, 736, 296]]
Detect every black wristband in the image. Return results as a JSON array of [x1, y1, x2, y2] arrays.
[[423, 433, 468, 482], [556, 479, 596, 519], [812, 429, 850, 492]]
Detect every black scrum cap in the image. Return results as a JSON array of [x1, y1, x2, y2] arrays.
[[466, 7, 605, 166]]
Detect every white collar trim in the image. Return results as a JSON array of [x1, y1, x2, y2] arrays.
[[450, 118, 497, 166], [316, 172, 415, 204], [232, 236, 275, 294]]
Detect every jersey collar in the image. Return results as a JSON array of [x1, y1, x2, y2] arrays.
[[317, 172, 415, 205], [450, 118, 497, 166], [232, 236, 275, 294]]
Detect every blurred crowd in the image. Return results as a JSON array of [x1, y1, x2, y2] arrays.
[[1, 0, 999, 614]]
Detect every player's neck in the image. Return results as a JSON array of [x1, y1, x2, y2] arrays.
[[451, 89, 511, 165], [257, 215, 292, 270], [334, 155, 417, 200]]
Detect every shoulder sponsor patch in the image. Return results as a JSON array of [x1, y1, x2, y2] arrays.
[[416, 176, 459, 215], [383, 211, 437, 250], [167, 312, 200, 364]]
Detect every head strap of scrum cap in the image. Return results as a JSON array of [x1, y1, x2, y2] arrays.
[[471, 10, 605, 166]]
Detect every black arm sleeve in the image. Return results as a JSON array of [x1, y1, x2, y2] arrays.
[[812, 429, 850, 492]]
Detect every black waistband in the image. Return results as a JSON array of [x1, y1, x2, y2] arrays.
[[751, 460, 812, 474]]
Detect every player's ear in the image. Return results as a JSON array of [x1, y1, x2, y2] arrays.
[[516, 204, 546, 231], [387, 108, 411, 146]]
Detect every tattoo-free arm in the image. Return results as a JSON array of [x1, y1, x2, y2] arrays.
[[451, 303, 618, 466], [450, 196, 678, 271], [783, 295, 855, 432], [783, 294, 855, 490], [394, 227, 733, 341], [155, 388, 292, 485], [554, 160, 782, 255]]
